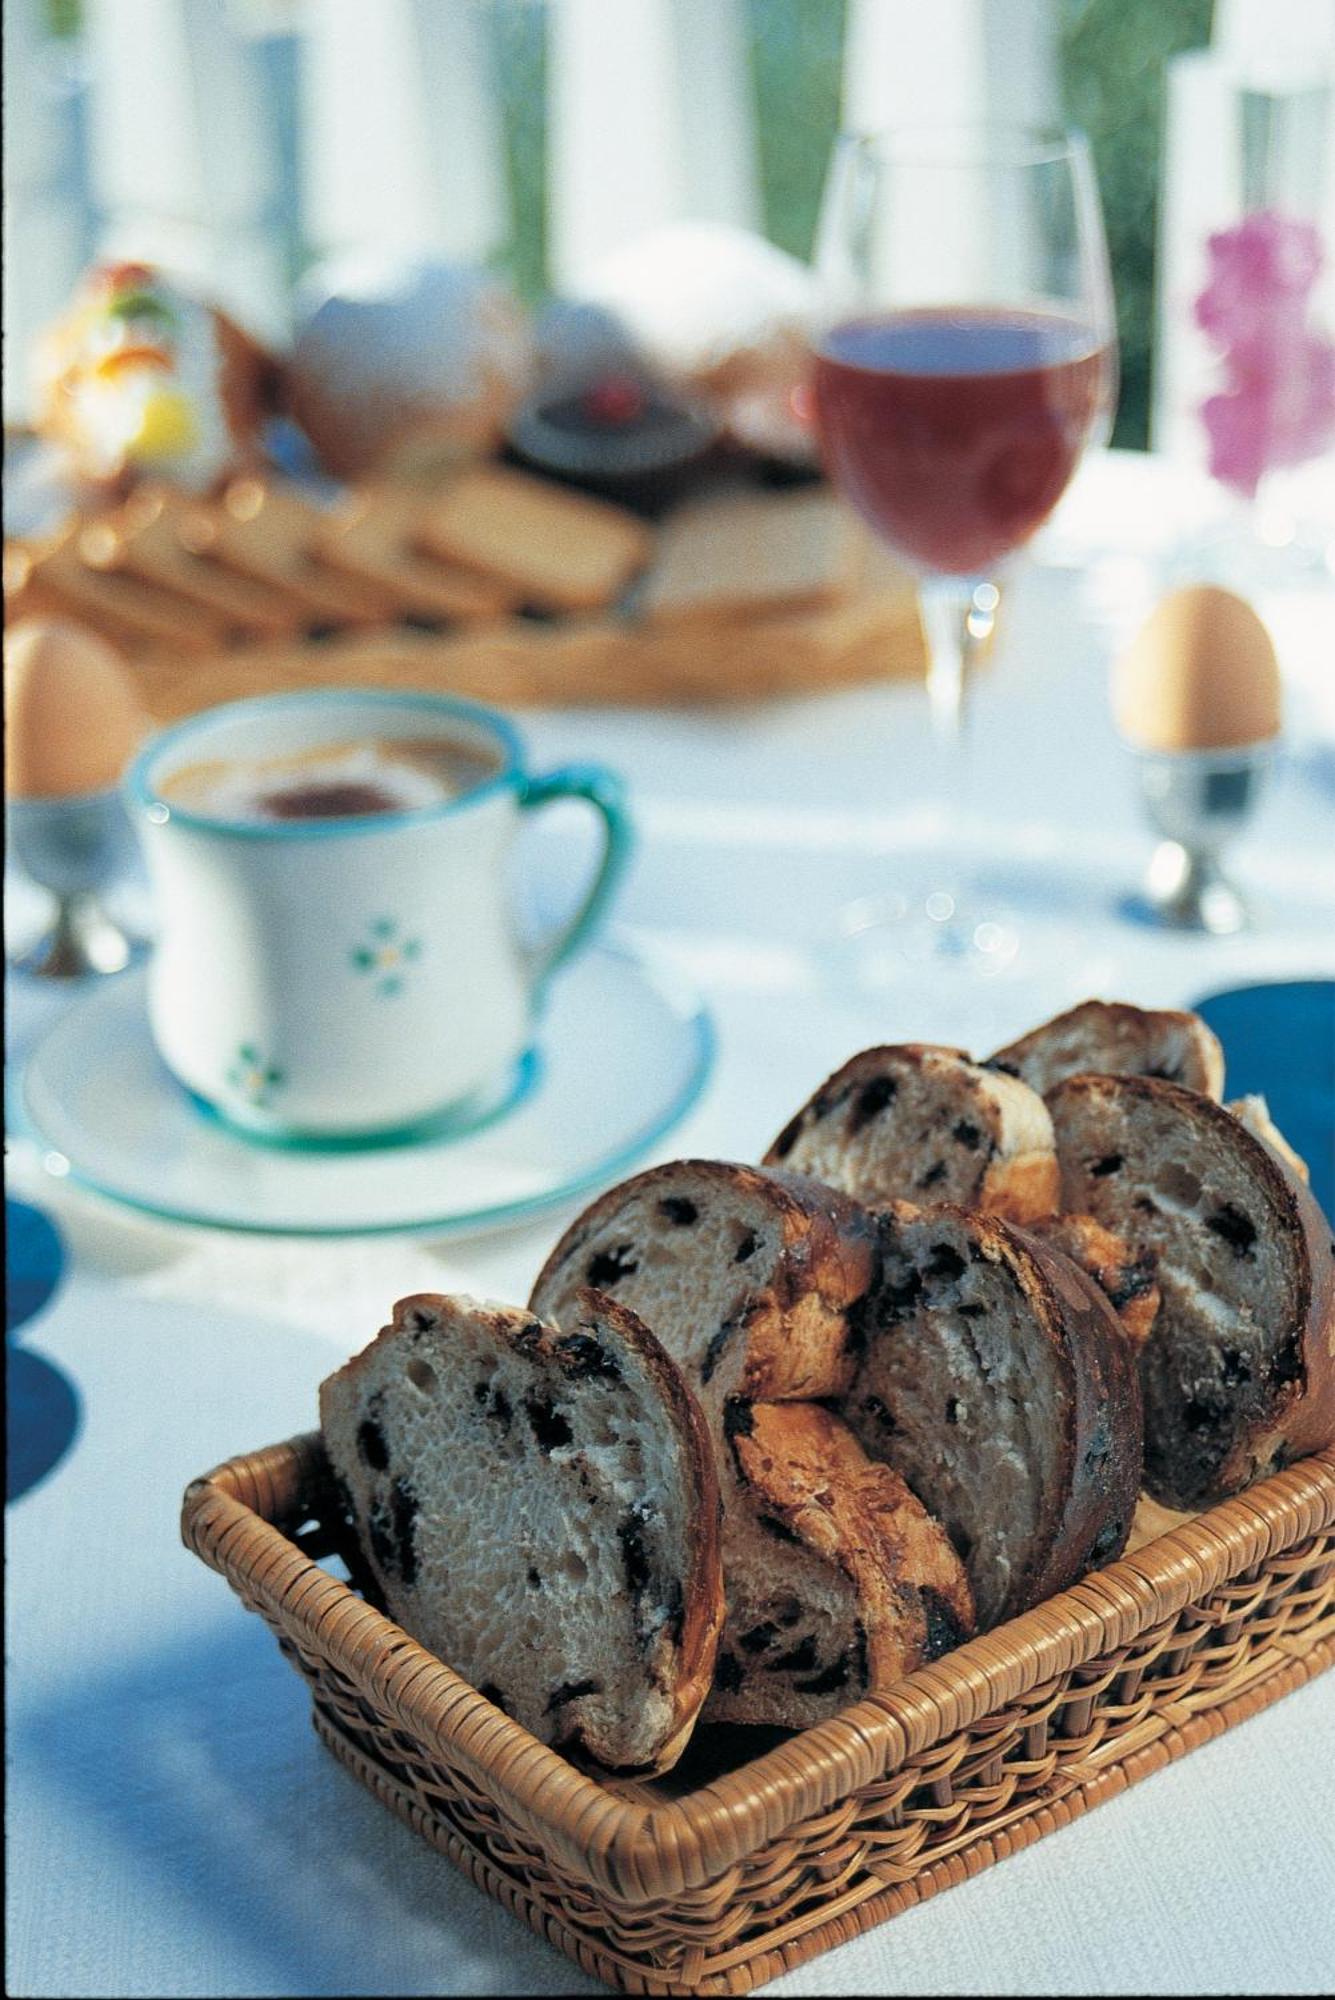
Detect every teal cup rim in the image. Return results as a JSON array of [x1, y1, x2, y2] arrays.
[[124, 686, 530, 840]]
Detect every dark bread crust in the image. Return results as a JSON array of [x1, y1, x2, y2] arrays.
[[846, 1202, 1143, 1626], [567, 1288, 726, 1770], [1004, 1223, 1145, 1603], [530, 1160, 879, 1401], [322, 1289, 725, 1775], [989, 1000, 1225, 1100], [1049, 1073, 1335, 1505]]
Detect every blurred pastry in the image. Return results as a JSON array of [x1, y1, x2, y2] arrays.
[[578, 221, 820, 467], [506, 369, 719, 510], [287, 253, 533, 481], [33, 261, 276, 495], [640, 490, 863, 625]]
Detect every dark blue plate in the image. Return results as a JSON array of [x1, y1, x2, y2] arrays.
[[6, 1196, 66, 1335], [6, 1197, 80, 1502], [1192, 980, 1335, 1220]]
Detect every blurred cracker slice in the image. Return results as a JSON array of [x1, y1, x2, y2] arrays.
[[186, 478, 395, 626], [413, 465, 653, 614], [5, 520, 223, 654], [313, 487, 516, 624], [80, 486, 300, 641]]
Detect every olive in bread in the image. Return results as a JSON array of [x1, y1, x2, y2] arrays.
[[765, 1044, 1059, 1222], [1048, 1073, 1335, 1510], [988, 999, 1225, 1101], [319, 1290, 724, 1774], [841, 1203, 1143, 1627]]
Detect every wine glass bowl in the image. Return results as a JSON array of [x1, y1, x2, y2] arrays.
[[813, 305, 1112, 576]]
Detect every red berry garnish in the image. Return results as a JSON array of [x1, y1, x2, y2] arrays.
[[581, 374, 647, 425]]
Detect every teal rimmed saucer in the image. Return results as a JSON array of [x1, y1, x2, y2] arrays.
[[10, 937, 714, 1238]]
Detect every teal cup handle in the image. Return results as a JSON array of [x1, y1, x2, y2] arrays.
[[519, 763, 632, 997]]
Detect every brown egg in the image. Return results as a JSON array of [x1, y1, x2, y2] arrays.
[[4, 618, 146, 798], [1113, 585, 1281, 753]]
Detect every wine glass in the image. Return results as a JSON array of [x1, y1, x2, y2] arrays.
[[811, 123, 1117, 976]]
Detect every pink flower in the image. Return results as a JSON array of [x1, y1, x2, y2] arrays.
[[1195, 209, 1335, 496]]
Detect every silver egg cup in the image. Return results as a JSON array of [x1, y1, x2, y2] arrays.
[[7, 791, 147, 979], [1124, 743, 1275, 936]]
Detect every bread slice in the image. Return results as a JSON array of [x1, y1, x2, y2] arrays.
[[312, 486, 516, 623], [1228, 1094, 1310, 1184], [716, 1400, 974, 1721], [1025, 1211, 1161, 1348], [529, 1160, 879, 1407], [86, 485, 300, 638], [988, 1000, 1225, 1101], [639, 490, 862, 626], [413, 465, 653, 613], [840, 1203, 1143, 1627], [765, 1044, 1059, 1223], [531, 1161, 976, 1724], [185, 477, 395, 623], [319, 1290, 724, 1773], [1048, 1074, 1335, 1509]]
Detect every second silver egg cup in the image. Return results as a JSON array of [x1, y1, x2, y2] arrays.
[[7, 791, 147, 979], [1124, 744, 1274, 935]]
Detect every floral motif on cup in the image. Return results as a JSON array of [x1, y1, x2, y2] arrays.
[[351, 916, 423, 999], [226, 1044, 285, 1107]]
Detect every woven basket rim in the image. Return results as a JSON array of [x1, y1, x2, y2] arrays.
[[182, 1435, 1335, 1901]]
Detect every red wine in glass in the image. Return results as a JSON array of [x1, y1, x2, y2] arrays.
[[813, 307, 1113, 575]]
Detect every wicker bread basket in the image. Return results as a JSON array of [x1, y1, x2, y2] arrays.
[[182, 1434, 1335, 1994]]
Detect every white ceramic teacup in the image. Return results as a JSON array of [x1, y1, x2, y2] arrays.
[[125, 689, 631, 1142]]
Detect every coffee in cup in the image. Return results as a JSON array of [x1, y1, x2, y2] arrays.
[[159, 735, 502, 824]]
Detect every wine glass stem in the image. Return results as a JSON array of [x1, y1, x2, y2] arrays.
[[919, 574, 995, 868]]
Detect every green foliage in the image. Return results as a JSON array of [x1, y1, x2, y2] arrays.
[[1057, 0, 1213, 446], [747, 0, 847, 261], [492, 0, 549, 302]]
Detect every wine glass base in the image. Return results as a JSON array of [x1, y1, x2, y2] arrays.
[[832, 889, 1020, 991]]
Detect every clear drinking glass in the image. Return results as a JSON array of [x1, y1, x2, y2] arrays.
[[811, 124, 1118, 973]]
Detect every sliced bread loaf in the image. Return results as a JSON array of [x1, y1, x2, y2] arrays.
[[764, 1044, 1058, 1222], [1048, 1074, 1335, 1509], [988, 999, 1225, 1100], [840, 1203, 1143, 1627], [530, 1161, 975, 1725], [319, 1290, 724, 1773]]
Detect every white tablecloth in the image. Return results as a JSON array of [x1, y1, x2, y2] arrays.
[[8, 451, 1335, 1997]]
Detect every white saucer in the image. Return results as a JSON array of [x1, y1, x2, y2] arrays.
[[11, 937, 714, 1237]]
